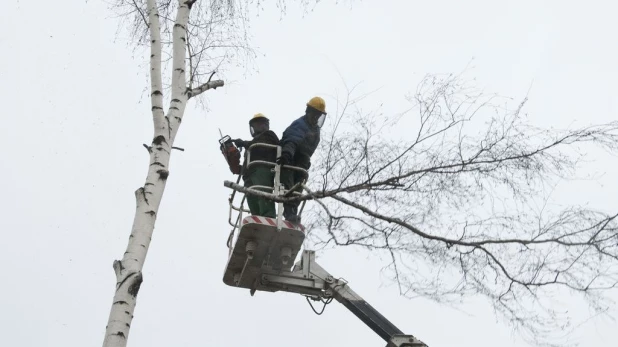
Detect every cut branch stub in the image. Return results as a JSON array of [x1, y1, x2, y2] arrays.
[[128, 273, 143, 297], [157, 169, 169, 180], [152, 135, 167, 146]]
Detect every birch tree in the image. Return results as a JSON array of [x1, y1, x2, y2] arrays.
[[103, 0, 334, 345], [102, 1, 250, 346]]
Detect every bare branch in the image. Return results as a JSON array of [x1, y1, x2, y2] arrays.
[[295, 73, 618, 346], [188, 79, 224, 98]]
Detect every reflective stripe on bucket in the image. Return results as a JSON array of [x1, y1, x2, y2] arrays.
[[242, 215, 304, 232]]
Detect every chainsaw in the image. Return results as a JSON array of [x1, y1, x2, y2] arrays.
[[218, 129, 242, 175]]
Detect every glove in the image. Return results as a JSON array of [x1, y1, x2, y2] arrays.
[[276, 152, 293, 166], [232, 139, 246, 148]]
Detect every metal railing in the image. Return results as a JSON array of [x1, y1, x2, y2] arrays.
[[226, 143, 309, 253]]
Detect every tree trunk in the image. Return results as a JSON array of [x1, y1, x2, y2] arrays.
[[102, 1, 222, 346]]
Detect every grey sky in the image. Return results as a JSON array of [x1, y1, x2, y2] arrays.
[[1, 0, 616, 346]]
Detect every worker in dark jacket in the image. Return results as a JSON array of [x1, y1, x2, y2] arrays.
[[232, 113, 280, 218], [276, 96, 327, 224]]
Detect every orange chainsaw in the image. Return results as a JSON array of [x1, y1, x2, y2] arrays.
[[218, 129, 242, 175]]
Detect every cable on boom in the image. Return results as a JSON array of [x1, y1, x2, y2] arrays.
[[304, 295, 334, 315]]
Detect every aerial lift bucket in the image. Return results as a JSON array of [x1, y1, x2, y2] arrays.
[[222, 142, 309, 291], [223, 215, 305, 289]]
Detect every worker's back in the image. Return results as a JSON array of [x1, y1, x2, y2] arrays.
[[280, 115, 320, 169]]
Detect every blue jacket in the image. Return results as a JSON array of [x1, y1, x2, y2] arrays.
[[280, 115, 320, 169]]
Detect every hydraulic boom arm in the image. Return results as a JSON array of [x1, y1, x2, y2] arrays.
[[256, 250, 428, 347]]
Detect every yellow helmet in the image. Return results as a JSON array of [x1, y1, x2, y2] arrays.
[[307, 96, 326, 114], [250, 113, 269, 123], [249, 113, 269, 136]]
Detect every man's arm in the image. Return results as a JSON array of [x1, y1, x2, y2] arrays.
[[231, 138, 250, 148], [280, 121, 306, 159], [260, 130, 280, 145]]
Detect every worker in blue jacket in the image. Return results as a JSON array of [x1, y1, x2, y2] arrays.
[[276, 96, 327, 224]]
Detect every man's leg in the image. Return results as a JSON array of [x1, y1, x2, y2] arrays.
[[252, 167, 276, 218], [288, 170, 305, 223], [282, 169, 307, 223], [243, 176, 261, 216], [280, 168, 298, 221]]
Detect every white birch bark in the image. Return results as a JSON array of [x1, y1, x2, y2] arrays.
[[102, 1, 223, 346]]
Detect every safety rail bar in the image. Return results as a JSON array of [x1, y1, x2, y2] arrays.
[[226, 142, 310, 252]]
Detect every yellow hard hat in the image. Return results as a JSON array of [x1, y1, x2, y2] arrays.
[[307, 96, 326, 114], [250, 113, 269, 123]]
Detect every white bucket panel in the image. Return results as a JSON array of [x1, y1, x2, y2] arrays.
[[223, 216, 305, 289]]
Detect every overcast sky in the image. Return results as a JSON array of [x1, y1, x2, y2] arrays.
[[1, 1, 617, 346]]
